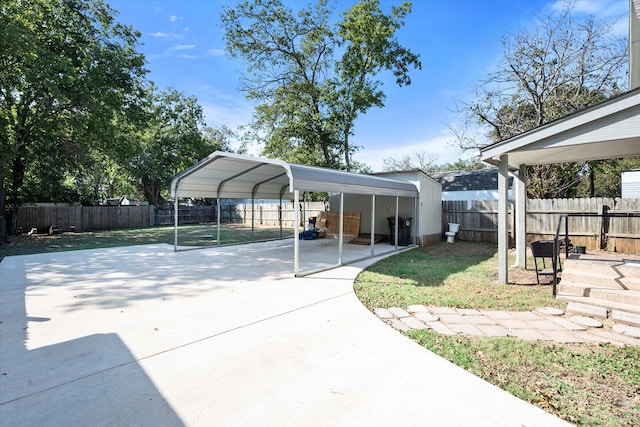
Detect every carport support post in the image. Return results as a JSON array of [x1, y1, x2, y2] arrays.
[[216, 197, 221, 246], [251, 196, 255, 242], [394, 197, 399, 249], [498, 155, 509, 284], [413, 197, 417, 245], [338, 193, 344, 264], [370, 194, 376, 257], [173, 190, 179, 252], [294, 190, 300, 275]]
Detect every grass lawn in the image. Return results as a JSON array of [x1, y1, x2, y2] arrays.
[[0, 224, 290, 262], [354, 241, 640, 426]]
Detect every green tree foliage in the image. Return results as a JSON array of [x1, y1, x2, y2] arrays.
[[128, 87, 230, 206], [459, 3, 633, 198], [221, 0, 420, 170], [0, 0, 147, 242]]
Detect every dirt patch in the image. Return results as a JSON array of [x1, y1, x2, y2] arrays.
[[508, 268, 550, 286]]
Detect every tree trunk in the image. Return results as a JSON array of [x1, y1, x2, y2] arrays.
[[142, 179, 161, 206], [9, 154, 26, 235], [0, 170, 8, 245], [343, 129, 351, 171]]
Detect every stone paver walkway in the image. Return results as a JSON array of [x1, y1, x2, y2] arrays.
[[374, 305, 640, 346]]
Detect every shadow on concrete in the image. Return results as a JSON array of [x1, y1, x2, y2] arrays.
[[0, 254, 185, 426]]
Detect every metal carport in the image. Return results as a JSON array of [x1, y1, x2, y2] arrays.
[[170, 151, 418, 276]]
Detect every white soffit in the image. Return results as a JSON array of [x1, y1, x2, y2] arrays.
[[171, 151, 418, 199], [480, 89, 640, 169]]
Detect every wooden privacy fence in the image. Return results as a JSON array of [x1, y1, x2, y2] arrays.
[[18, 205, 155, 232], [155, 206, 217, 225], [18, 202, 328, 232], [234, 202, 326, 228], [442, 198, 640, 253], [442, 200, 513, 244], [158, 202, 325, 227]]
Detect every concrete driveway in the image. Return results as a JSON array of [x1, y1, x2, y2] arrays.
[[0, 240, 569, 426]]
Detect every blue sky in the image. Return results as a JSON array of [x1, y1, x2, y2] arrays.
[[108, 0, 628, 171]]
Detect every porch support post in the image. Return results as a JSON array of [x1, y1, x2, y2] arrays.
[[294, 190, 300, 276], [394, 196, 399, 249], [514, 164, 527, 268], [498, 155, 509, 284]]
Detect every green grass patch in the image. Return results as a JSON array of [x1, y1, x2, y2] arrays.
[[408, 330, 640, 426], [355, 240, 639, 425], [0, 224, 290, 261], [354, 241, 564, 310]]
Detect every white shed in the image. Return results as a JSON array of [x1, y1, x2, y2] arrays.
[[622, 169, 640, 198], [332, 170, 442, 246]]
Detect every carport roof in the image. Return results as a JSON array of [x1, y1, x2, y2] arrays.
[[170, 151, 418, 200]]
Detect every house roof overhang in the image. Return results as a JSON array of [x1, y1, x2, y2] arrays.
[[479, 89, 640, 170], [170, 151, 419, 200]]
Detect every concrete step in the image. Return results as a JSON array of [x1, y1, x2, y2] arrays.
[[616, 261, 640, 278], [559, 271, 624, 289], [588, 288, 640, 306], [560, 266, 640, 289], [615, 263, 640, 291], [558, 282, 640, 306], [556, 281, 589, 297], [620, 276, 640, 291], [557, 295, 640, 326]]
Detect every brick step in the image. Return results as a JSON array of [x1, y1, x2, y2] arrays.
[[557, 295, 640, 325]]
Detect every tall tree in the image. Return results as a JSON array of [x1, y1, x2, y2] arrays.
[[458, 3, 628, 198], [331, 0, 421, 169], [221, 0, 420, 170], [128, 87, 228, 206], [0, 0, 147, 243]]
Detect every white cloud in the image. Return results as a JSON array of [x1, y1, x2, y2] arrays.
[[355, 129, 477, 173], [174, 48, 225, 59], [169, 44, 195, 51], [550, 0, 626, 17], [201, 99, 253, 130], [148, 31, 182, 39], [206, 48, 225, 57], [169, 15, 182, 22]]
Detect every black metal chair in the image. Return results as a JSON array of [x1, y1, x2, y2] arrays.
[[530, 240, 558, 285]]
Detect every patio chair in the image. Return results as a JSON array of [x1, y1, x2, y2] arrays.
[[530, 240, 558, 285]]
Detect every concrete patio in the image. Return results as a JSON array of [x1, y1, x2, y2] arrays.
[[0, 240, 569, 426]]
